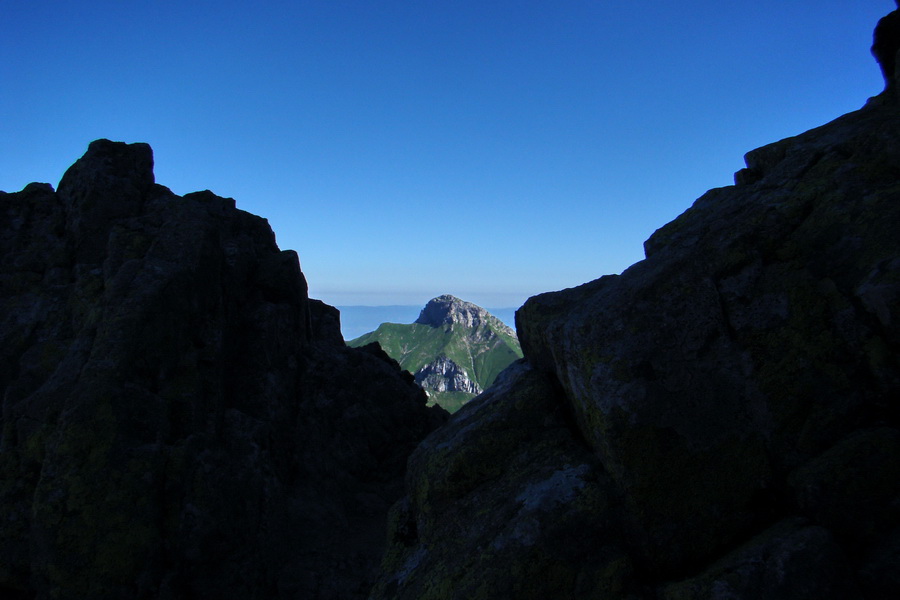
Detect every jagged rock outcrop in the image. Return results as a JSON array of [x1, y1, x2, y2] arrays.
[[349, 295, 522, 412], [373, 10, 900, 600], [0, 140, 447, 600]]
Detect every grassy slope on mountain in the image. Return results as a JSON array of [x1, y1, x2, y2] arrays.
[[348, 320, 522, 392]]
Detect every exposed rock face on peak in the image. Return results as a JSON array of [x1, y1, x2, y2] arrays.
[[415, 294, 514, 335], [373, 12, 900, 600], [414, 355, 482, 395], [0, 139, 447, 599]]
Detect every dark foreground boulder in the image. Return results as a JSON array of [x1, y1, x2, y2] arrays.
[[373, 10, 900, 600], [0, 140, 447, 599]]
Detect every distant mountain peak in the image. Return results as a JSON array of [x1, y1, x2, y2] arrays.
[[351, 295, 523, 412], [415, 294, 512, 335]]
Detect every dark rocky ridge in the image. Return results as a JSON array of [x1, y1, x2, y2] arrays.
[[0, 140, 447, 599], [372, 9, 900, 600]]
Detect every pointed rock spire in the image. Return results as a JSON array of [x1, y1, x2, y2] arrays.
[[56, 139, 156, 262], [872, 5, 900, 98]]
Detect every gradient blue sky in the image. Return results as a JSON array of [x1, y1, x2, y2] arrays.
[[1, 1, 892, 308]]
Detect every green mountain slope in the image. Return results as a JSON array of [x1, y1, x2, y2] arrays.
[[347, 295, 523, 412]]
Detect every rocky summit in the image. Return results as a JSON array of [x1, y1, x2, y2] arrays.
[[414, 294, 497, 329], [349, 295, 522, 412], [0, 139, 447, 599], [372, 9, 900, 600]]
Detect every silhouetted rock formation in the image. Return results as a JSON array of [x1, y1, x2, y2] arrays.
[[873, 3, 900, 97], [372, 10, 900, 600], [0, 140, 447, 600]]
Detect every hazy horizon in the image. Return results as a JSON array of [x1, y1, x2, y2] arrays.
[[336, 301, 519, 341], [326, 290, 534, 310]]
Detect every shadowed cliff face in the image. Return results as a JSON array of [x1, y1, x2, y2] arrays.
[[0, 139, 447, 600], [373, 10, 900, 600]]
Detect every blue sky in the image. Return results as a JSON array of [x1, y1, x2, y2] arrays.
[[1, 1, 892, 308]]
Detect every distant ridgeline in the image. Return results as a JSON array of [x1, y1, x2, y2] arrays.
[[348, 295, 523, 412]]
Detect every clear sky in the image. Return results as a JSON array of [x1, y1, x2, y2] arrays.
[[1, 1, 892, 308]]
